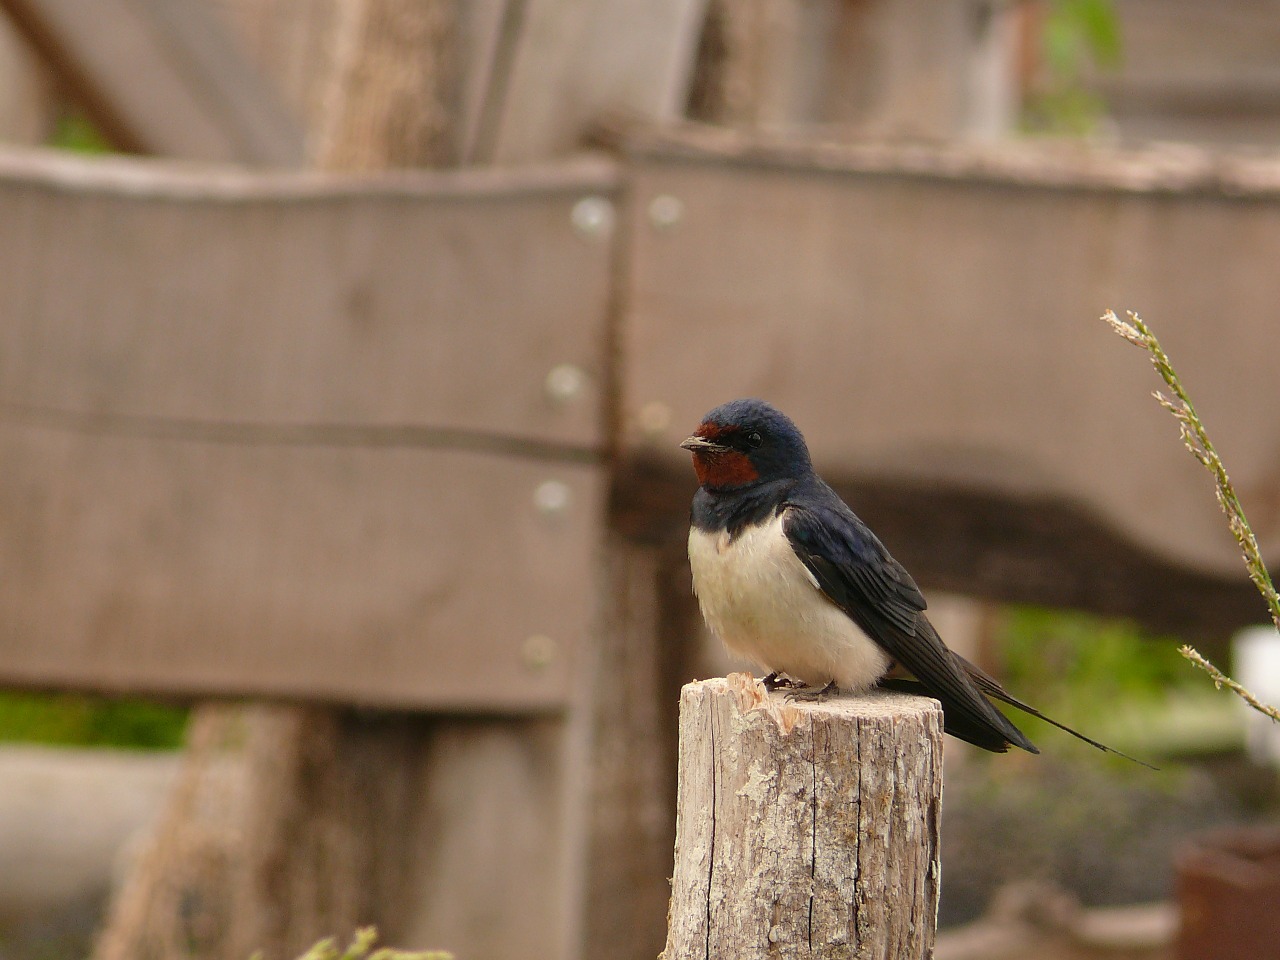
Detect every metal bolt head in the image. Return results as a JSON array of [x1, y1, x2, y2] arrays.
[[522, 634, 558, 670], [572, 196, 615, 240], [636, 401, 672, 439], [544, 364, 587, 405], [648, 194, 684, 230], [533, 479, 571, 517]]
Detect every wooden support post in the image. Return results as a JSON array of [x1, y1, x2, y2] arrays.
[[0, 16, 55, 144], [686, 0, 1015, 140], [1, 0, 306, 163], [662, 674, 943, 960]]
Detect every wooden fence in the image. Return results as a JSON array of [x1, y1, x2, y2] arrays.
[[2, 1, 1280, 958], [4, 123, 1280, 703], [0, 125, 1279, 959], [0, 148, 615, 711]]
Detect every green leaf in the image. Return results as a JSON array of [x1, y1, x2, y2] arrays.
[[1071, 0, 1123, 66]]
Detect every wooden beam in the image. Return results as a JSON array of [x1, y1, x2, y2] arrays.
[[0, 426, 603, 712], [0, 146, 617, 446], [482, 0, 709, 163], [312, 0, 458, 169], [455, 0, 512, 162], [0, 16, 54, 143], [1085, 0, 1280, 145], [1, 0, 305, 164], [688, 0, 1016, 139], [571, 536, 688, 960], [0, 147, 619, 710], [613, 124, 1280, 629]]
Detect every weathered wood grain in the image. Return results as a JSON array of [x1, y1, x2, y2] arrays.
[[454, 0, 512, 162], [1088, 0, 1280, 146], [312, 0, 459, 170], [0, 424, 600, 711], [0, 16, 54, 144], [209, 0, 345, 160], [663, 673, 942, 959], [485, 0, 708, 163], [689, 0, 1014, 139], [616, 125, 1280, 591], [0, 146, 619, 710], [0, 0, 304, 164], [0, 146, 616, 447], [569, 536, 687, 960]]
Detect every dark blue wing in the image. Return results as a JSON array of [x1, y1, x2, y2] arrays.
[[782, 488, 1037, 753]]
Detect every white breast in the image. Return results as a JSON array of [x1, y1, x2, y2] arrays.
[[687, 510, 891, 691]]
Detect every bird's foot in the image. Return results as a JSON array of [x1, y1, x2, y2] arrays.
[[785, 680, 840, 703], [761, 672, 805, 692]]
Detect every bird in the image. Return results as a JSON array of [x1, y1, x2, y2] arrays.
[[682, 396, 1147, 761]]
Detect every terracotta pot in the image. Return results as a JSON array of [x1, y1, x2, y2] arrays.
[[1176, 824, 1280, 959]]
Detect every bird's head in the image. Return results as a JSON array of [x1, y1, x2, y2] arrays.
[[680, 398, 812, 491]]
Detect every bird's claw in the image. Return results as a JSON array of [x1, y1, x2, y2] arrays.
[[785, 680, 840, 703]]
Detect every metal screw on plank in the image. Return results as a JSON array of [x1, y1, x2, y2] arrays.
[[648, 194, 684, 230], [572, 196, 614, 240], [637, 401, 672, 439], [544, 364, 587, 404], [523, 634, 558, 670], [534, 479, 571, 517]]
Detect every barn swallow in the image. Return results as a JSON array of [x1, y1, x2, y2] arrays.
[[683, 397, 1147, 761]]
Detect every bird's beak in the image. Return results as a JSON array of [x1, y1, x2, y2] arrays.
[[680, 435, 729, 454]]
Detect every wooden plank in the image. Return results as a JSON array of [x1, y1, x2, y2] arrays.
[[312, 0, 458, 169], [0, 16, 54, 144], [455, 0, 513, 163], [1, 0, 305, 164], [689, 0, 1015, 139], [484, 0, 709, 163], [399, 718, 571, 957], [615, 126, 1280, 622], [833, 0, 996, 139], [0, 146, 617, 448], [210, 0, 513, 164], [0, 423, 601, 711], [207, 0, 344, 160], [0, 145, 618, 712], [571, 537, 684, 960], [1087, 0, 1280, 146]]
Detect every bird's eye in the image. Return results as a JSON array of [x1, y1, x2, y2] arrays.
[[746, 431, 763, 449]]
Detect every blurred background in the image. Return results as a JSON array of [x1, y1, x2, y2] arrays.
[[0, 0, 1279, 958]]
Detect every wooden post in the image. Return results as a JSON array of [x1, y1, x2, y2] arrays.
[[662, 673, 943, 960], [685, 0, 1015, 140], [0, 16, 55, 145]]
